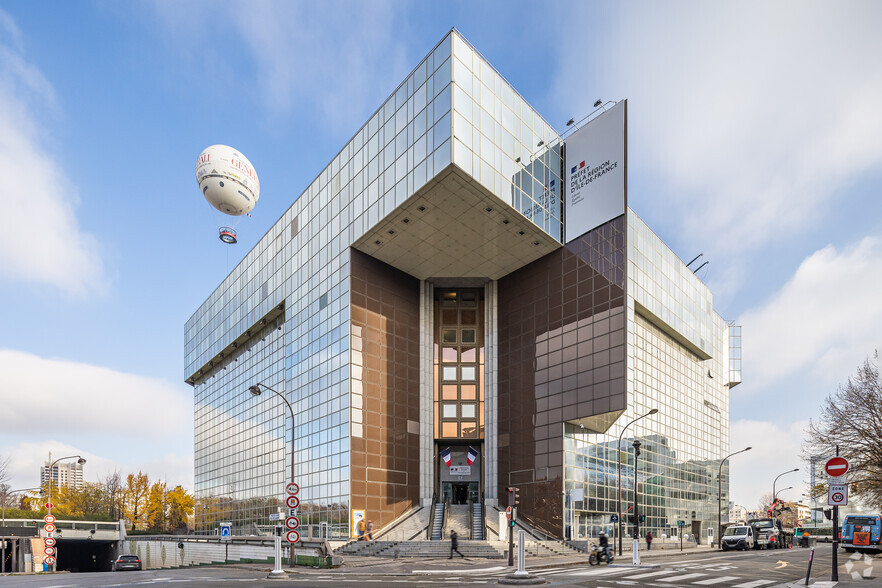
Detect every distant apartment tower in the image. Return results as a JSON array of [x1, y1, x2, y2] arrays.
[[41, 460, 84, 490]]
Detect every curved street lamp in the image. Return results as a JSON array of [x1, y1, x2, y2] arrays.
[[617, 408, 659, 556], [45, 454, 86, 572], [248, 382, 296, 576], [775, 486, 793, 499], [46, 455, 86, 519], [772, 468, 800, 504], [1, 486, 41, 527], [717, 446, 751, 549]]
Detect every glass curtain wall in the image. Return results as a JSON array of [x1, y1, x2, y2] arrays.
[[187, 32, 459, 537]]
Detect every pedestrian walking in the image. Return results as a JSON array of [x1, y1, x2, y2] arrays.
[[646, 531, 653, 550], [357, 518, 366, 540], [366, 520, 374, 541], [449, 530, 464, 558]]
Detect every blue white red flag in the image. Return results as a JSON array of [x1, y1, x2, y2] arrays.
[[467, 446, 478, 466], [440, 447, 451, 467]]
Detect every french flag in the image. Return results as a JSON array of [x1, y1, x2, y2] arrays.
[[467, 446, 478, 466], [570, 161, 586, 174], [440, 447, 452, 467]]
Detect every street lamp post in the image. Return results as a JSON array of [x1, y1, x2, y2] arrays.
[[775, 486, 792, 500], [717, 447, 751, 549], [1, 486, 41, 527], [249, 382, 295, 577], [772, 468, 799, 502], [631, 439, 641, 563], [44, 453, 86, 571], [1, 485, 41, 574], [616, 408, 658, 556]]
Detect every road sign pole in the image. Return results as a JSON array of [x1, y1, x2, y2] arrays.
[[831, 447, 839, 582]]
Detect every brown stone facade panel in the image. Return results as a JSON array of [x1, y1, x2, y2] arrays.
[[349, 249, 421, 530], [498, 217, 627, 537]]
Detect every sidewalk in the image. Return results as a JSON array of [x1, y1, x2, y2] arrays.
[[233, 543, 717, 576]]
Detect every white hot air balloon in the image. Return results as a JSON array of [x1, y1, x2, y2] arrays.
[[196, 145, 260, 216]]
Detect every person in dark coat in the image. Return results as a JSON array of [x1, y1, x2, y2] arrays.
[[449, 530, 464, 558], [646, 531, 653, 550]]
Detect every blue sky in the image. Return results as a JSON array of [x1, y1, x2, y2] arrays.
[[2, 1, 881, 511]]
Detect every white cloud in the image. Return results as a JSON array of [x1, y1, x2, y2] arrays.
[[554, 1, 882, 297], [0, 9, 107, 296], [729, 419, 808, 511], [0, 349, 191, 437], [740, 237, 882, 390]]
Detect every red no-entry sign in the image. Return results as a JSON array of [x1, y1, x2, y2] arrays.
[[825, 456, 849, 477]]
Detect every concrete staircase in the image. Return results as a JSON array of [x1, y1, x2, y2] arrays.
[[336, 540, 505, 558], [374, 506, 429, 541], [445, 504, 470, 539], [335, 540, 399, 556]]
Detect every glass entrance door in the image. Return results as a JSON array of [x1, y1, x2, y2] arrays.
[[442, 481, 479, 504]]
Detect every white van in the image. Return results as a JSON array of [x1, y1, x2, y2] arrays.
[[721, 525, 755, 551]]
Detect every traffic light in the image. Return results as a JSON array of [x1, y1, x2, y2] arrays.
[[640, 514, 646, 522], [823, 509, 832, 521], [507, 486, 520, 507]]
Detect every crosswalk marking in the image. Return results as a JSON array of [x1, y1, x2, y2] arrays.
[[624, 569, 678, 579], [657, 573, 708, 582], [692, 576, 743, 585], [571, 567, 642, 577], [732, 581, 776, 588]]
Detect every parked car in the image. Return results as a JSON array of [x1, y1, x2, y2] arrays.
[[721, 525, 755, 551], [112, 555, 142, 571]]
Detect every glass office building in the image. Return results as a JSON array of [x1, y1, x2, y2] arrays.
[[185, 29, 741, 541]]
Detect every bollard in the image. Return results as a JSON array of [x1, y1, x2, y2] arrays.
[[804, 546, 814, 586], [513, 530, 529, 577]]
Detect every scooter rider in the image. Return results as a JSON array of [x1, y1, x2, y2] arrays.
[[598, 531, 610, 562]]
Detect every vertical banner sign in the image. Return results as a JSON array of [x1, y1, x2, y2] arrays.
[[565, 100, 627, 243], [351, 510, 366, 539]]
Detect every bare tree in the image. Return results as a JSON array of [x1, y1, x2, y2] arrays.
[[101, 470, 123, 519], [0, 455, 11, 508], [803, 351, 882, 510]]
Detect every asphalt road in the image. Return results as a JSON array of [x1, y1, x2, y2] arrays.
[[2, 545, 879, 587]]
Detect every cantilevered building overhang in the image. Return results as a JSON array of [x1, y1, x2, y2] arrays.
[[185, 28, 739, 542]]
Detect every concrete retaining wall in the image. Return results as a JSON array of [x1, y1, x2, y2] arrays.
[[126, 538, 275, 570]]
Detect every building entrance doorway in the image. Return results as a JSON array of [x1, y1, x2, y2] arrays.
[[691, 520, 702, 544], [442, 481, 479, 505]]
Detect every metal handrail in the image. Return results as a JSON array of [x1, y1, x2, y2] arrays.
[[480, 491, 486, 541], [442, 496, 451, 539], [427, 497, 435, 540], [467, 497, 473, 540]]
